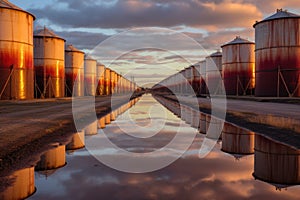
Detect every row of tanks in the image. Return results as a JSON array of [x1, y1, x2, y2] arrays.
[[0, 0, 138, 100], [153, 9, 300, 97]]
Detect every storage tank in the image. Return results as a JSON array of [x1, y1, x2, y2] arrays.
[[199, 60, 207, 95], [254, 9, 300, 97], [206, 51, 222, 96], [0, 167, 35, 200], [85, 120, 98, 135], [0, 0, 35, 100], [66, 131, 85, 150], [253, 134, 300, 185], [34, 27, 65, 98], [221, 36, 255, 96], [192, 63, 200, 95], [96, 63, 105, 95], [65, 44, 84, 97], [35, 144, 66, 171], [84, 55, 97, 96], [110, 70, 116, 94], [221, 122, 254, 154], [104, 68, 111, 95]]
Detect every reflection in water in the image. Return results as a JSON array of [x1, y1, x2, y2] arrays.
[[84, 120, 98, 135], [66, 131, 85, 150], [35, 144, 66, 173], [0, 167, 35, 200], [222, 122, 254, 155], [253, 134, 300, 188], [2, 95, 299, 199]]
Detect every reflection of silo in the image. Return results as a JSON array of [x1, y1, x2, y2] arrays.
[[34, 28, 65, 98], [221, 36, 255, 96], [206, 51, 222, 95], [85, 120, 98, 135], [206, 115, 222, 140], [0, 167, 35, 200], [104, 68, 111, 95], [110, 70, 116, 94], [98, 116, 106, 129], [221, 123, 254, 154], [254, 9, 300, 97], [84, 55, 97, 96], [66, 131, 85, 150], [105, 113, 111, 124], [96, 63, 105, 96], [199, 113, 206, 134], [0, 1, 35, 100], [199, 60, 207, 95], [253, 134, 300, 185], [35, 144, 66, 171], [65, 44, 85, 97], [192, 64, 200, 95]]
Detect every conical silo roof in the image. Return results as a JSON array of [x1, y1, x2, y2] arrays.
[[254, 9, 300, 27], [34, 27, 65, 40], [65, 44, 84, 54], [221, 36, 254, 47], [0, 0, 35, 19]]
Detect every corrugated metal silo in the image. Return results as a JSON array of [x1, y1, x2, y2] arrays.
[[84, 55, 97, 96], [206, 51, 222, 95], [65, 44, 85, 97], [34, 27, 65, 98], [35, 144, 66, 171], [104, 68, 111, 95], [66, 131, 85, 150], [96, 63, 105, 95], [221, 36, 255, 95], [253, 134, 300, 185], [110, 70, 116, 94], [0, 167, 35, 200], [254, 9, 300, 97], [0, 0, 35, 100], [199, 60, 207, 95]]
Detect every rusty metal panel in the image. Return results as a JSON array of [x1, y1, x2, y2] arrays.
[[253, 134, 300, 185], [35, 145, 66, 171], [206, 52, 222, 95], [0, 167, 35, 200], [65, 45, 85, 97], [34, 28, 65, 98], [0, 6, 35, 100], [254, 10, 300, 97], [96, 63, 105, 95], [84, 56, 97, 96], [221, 122, 254, 154], [221, 37, 255, 95]]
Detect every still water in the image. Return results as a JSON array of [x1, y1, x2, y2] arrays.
[[5, 94, 300, 199]]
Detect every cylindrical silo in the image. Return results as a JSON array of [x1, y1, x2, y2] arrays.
[[253, 134, 300, 185], [192, 63, 200, 96], [66, 131, 85, 150], [110, 70, 116, 94], [0, 167, 35, 200], [206, 51, 222, 96], [199, 60, 207, 95], [0, 0, 35, 100], [104, 68, 111, 95], [65, 44, 85, 97], [221, 122, 254, 154], [96, 63, 105, 96], [84, 55, 97, 96], [35, 144, 66, 171], [221, 36, 255, 96], [254, 9, 300, 97], [34, 27, 65, 98]]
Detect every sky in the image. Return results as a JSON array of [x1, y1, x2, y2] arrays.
[[9, 0, 300, 87]]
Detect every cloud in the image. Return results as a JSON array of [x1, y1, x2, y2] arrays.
[[29, 0, 262, 30]]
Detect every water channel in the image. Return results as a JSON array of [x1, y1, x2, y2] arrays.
[[1, 94, 300, 199]]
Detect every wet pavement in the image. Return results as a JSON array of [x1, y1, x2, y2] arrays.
[[1, 94, 300, 199]]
